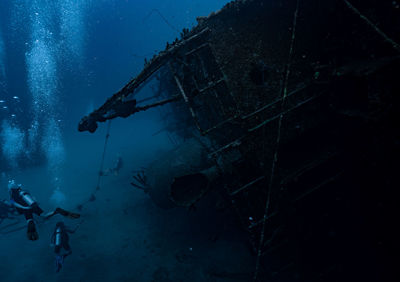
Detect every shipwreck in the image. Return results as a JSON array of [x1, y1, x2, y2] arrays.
[[79, 0, 399, 281]]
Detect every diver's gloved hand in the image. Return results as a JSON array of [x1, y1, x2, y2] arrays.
[[55, 208, 80, 219], [27, 220, 39, 241]]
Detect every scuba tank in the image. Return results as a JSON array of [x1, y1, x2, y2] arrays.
[[55, 226, 62, 247], [18, 190, 36, 206]]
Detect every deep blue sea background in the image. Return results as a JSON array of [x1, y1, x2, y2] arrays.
[[0, 1, 254, 281]]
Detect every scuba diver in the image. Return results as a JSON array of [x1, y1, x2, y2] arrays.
[[100, 155, 123, 176], [7, 180, 80, 241], [51, 221, 81, 272]]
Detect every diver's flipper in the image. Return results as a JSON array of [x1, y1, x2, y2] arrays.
[[55, 255, 64, 272], [27, 220, 39, 241], [55, 208, 80, 219]]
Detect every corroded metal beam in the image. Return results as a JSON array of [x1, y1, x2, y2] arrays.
[[78, 28, 210, 133]]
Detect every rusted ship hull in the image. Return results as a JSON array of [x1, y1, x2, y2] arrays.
[[80, 0, 399, 280]]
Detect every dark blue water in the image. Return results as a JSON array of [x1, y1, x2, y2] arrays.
[[0, 1, 254, 281]]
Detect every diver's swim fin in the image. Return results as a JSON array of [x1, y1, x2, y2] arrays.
[[55, 255, 64, 272], [55, 208, 80, 219], [27, 220, 39, 241]]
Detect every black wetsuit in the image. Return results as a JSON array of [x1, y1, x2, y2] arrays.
[[10, 188, 43, 221], [51, 223, 73, 254], [51, 222, 74, 272]]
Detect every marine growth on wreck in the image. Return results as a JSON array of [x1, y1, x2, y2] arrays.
[[80, 0, 399, 281], [0, 0, 398, 281]]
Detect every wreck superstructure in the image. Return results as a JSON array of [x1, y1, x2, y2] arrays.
[[79, 0, 399, 281]]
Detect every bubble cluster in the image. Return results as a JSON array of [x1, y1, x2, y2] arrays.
[[0, 120, 25, 168], [1, 1, 87, 190], [58, 0, 89, 62]]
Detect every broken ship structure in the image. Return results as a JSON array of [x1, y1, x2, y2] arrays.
[[79, 0, 398, 281]]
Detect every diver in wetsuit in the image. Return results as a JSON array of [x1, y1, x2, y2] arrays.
[[51, 221, 78, 272], [7, 180, 80, 241], [100, 155, 123, 176]]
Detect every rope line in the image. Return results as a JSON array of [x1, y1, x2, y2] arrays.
[[343, 0, 400, 53], [253, 0, 300, 280], [95, 120, 112, 191], [143, 9, 180, 34], [75, 120, 112, 210]]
